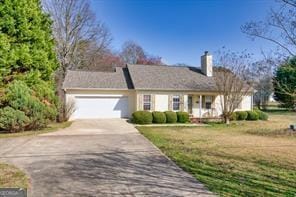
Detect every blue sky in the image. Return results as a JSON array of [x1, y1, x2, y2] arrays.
[[91, 0, 277, 65]]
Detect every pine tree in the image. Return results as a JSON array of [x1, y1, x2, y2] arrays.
[[0, 0, 59, 131], [274, 58, 296, 109]]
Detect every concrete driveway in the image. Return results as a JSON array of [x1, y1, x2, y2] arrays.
[[0, 119, 213, 197]]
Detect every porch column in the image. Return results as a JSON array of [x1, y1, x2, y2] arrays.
[[199, 95, 202, 118]]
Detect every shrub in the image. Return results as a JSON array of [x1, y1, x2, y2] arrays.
[[255, 110, 269, 121], [165, 111, 177, 123], [230, 112, 237, 121], [26, 99, 57, 129], [246, 111, 259, 121], [132, 111, 153, 124], [176, 112, 189, 123], [152, 111, 166, 123], [4, 81, 58, 130], [0, 107, 30, 133], [235, 111, 248, 120]]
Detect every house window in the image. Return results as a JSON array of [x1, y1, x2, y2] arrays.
[[143, 95, 151, 110], [172, 95, 180, 111], [205, 102, 211, 109], [205, 96, 212, 109]]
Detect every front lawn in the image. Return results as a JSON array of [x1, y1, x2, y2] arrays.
[[137, 112, 296, 196], [0, 163, 29, 188], [0, 121, 72, 138]]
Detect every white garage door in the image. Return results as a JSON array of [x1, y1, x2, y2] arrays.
[[71, 96, 129, 119]]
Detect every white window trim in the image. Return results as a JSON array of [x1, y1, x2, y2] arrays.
[[172, 95, 181, 111], [143, 95, 152, 111]]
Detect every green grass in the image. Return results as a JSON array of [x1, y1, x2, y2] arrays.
[[137, 112, 296, 196], [0, 163, 29, 188], [0, 121, 72, 138]]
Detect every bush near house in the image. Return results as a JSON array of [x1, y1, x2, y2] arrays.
[[152, 111, 166, 123], [133, 111, 190, 124], [230, 112, 237, 121], [132, 111, 153, 124], [176, 112, 190, 123], [246, 111, 259, 121], [235, 111, 248, 120], [165, 111, 178, 123], [254, 110, 269, 120]]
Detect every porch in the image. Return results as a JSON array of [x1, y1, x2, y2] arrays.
[[186, 94, 221, 120]]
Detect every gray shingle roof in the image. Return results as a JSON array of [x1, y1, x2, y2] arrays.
[[63, 67, 133, 89], [63, 64, 219, 91], [127, 64, 217, 91]]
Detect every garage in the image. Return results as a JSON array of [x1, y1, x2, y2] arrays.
[[71, 96, 129, 119]]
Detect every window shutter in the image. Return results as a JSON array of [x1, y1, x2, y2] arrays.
[[138, 94, 143, 110], [151, 94, 155, 111], [180, 94, 184, 111], [168, 95, 173, 111]]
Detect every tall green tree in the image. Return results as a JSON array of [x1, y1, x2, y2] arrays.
[[0, 0, 59, 131], [274, 58, 296, 110], [0, 0, 58, 83]]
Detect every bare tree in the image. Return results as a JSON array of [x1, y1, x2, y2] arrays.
[[214, 49, 253, 124], [120, 41, 145, 64], [43, 0, 112, 120], [120, 40, 163, 65], [241, 0, 296, 56], [250, 51, 280, 109]]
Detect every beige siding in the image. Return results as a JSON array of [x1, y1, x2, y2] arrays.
[[214, 94, 253, 114], [136, 90, 187, 112], [66, 89, 253, 119], [155, 94, 169, 111], [236, 95, 252, 111]]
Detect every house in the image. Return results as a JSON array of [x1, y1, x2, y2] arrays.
[[63, 52, 253, 120]]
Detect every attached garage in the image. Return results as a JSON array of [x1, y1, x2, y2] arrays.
[[63, 68, 135, 120], [71, 96, 129, 119]]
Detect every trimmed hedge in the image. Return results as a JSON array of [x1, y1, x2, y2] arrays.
[[235, 111, 248, 121], [230, 112, 237, 121], [255, 110, 269, 120], [152, 111, 166, 123], [246, 111, 259, 121], [165, 111, 177, 123], [177, 112, 189, 123], [132, 111, 153, 124]]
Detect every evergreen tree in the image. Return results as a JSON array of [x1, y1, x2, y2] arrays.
[[0, 0, 59, 131], [274, 58, 296, 109]]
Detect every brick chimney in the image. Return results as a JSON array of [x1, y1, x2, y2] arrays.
[[201, 51, 213, 77]]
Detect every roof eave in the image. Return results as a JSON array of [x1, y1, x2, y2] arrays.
[[63, 87, 132, 91]]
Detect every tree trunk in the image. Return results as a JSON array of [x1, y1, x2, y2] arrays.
[[55, 69, 66, 122], [224, 116, 230, 125]]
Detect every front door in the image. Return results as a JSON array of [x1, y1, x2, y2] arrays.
[[188, 96, 193, 114]]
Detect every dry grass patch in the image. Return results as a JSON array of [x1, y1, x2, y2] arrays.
[[0, 163, 29, 188], [138, 112, 296, 196]]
